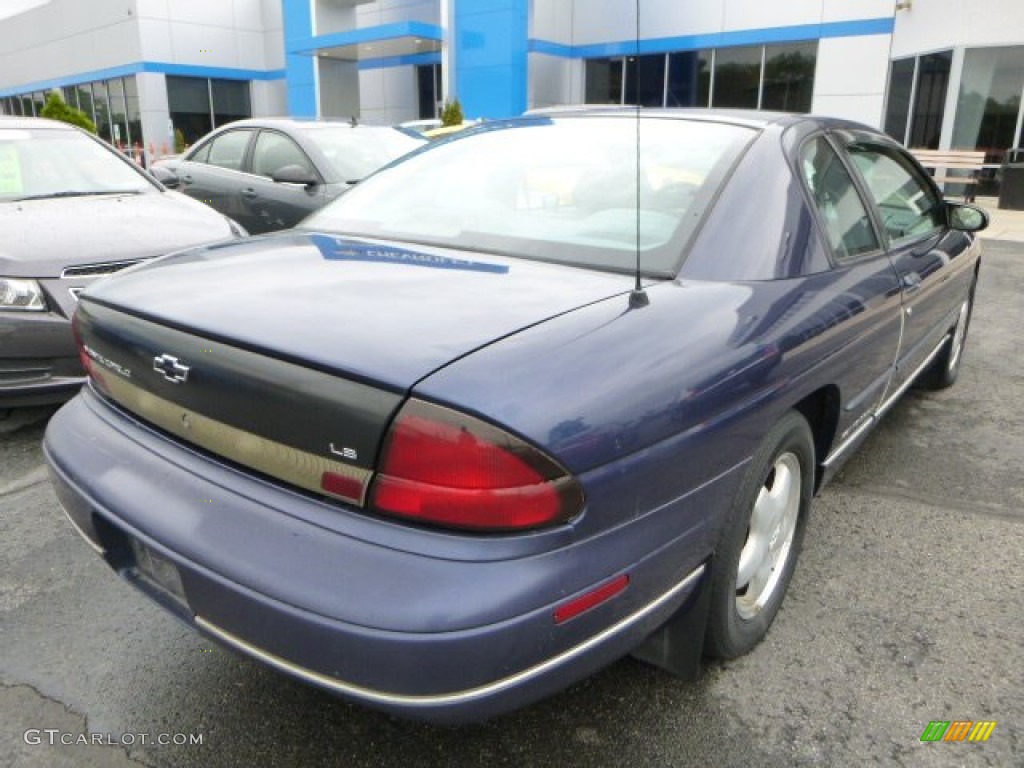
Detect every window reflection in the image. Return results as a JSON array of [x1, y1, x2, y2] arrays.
[[585, 43, 815, 112]]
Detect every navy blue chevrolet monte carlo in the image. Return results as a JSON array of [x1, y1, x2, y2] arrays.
[[44, 110, 987, 722]]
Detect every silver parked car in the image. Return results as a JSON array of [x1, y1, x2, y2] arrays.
[[0, 116, 243, 416], [152, 118, 426, 234]]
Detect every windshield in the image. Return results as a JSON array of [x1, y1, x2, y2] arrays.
[[0, 127, 151, 202], [303, 126, 425, 182], [302, 116, 753, 275]]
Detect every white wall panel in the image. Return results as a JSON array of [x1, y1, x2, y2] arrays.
[[722, 0, 822, 34], [892, 0, 1024, 57], [821, 0, 894, 24], [811, 34, 892, 128], [358, 65, 418, 124], [168, 23, 243, 68], [251, 79, 288, 116]]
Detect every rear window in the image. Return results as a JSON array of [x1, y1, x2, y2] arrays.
[[302, 116, 753, 276], [303, 126, 425, 183]]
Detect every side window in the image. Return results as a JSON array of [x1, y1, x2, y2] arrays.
[[251, 131, 316, 179], [205, 130, 252, 172], [187, 140, 211, 164], [800, 137, 879, 260], [846, 144, 944, 244]]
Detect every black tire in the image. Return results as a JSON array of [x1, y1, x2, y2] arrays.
[[917, 275, 977, 390], [704, 410, 814, 659]]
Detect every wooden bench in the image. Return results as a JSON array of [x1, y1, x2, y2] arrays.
[[909, 149, 987, 202]]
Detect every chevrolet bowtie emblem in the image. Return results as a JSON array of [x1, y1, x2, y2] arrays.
[[153, 354, 190, 384]]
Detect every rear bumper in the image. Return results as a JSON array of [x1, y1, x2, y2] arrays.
[[44, 389, 711, 722]]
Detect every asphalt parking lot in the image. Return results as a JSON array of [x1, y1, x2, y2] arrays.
[[1, 239, 1022, 768]]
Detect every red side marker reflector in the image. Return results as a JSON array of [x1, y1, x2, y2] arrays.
[[321, 471, 363, 502], [553, 574, 629, 625]]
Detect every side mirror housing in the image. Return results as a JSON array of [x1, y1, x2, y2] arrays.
[[151, 165, 180, 189], [947, 202, 989, 233], [271, 165, 319, 186]]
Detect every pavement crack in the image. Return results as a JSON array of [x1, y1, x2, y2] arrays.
[[0, 680, 155, 766], [0, 467, 50, 499], [838, 483, 1023, 523]]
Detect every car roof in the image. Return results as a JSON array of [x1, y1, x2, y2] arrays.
[[520, 106, 878, 134], [0, 115, 77, 131], [211, 117, 396, 132]]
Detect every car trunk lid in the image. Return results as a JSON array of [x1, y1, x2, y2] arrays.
[[74, 232, 632, 506]]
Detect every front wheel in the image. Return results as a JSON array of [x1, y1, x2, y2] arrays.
[[704, 410, 814, 659]]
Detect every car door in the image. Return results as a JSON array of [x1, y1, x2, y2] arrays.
[[798, 135, 904, 444], [176, 129, 255, 227], [243, 129, 325, 233], [840, 134, 977, 391]]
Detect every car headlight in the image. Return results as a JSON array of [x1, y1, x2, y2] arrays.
[[0, 278, 46, 311], [225, 217, 248, 238]]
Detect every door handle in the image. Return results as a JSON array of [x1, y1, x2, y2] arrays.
[[902, 272, 923, 294], [180, 174, 193, 185], [240, 188, 258, 199]]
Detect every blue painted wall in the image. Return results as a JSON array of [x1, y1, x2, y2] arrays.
[[283, 0, 317, 117], [453, 0, 528, 119]]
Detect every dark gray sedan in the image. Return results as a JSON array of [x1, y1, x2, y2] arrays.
[[153, 119, 426, 234], [0, 116, 242, 414]]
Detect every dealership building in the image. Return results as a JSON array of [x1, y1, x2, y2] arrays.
[[1, 0, 1023, 191]]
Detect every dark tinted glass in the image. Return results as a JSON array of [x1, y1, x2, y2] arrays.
[[585, 58, 624, 104], [712, 46, 762, 108], [667, 50, 711, 107], [884, 58, 915, 143], [909, 51, 951, 149], [167, 75, 212, 145], [211, 79, 250, 129], [761, 42, 817, 112], [625, 54, 666, 107]]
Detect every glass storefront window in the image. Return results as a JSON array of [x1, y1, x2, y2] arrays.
[[667, 50, 711, 107], [168, 76, 252, 145], [884, 58, 915, 143], [625, 54, 666, 107], [124, 76, 142, 149], [953, 46, 1024, 156], [167, 75, 213, 145], [76, 84, 94, 124], [585, 58, 624, 104], [108, 77, 129, 148], [711, 46, 762, 108], [92, 81, 112, 142], [761, 42, 816, 112], [908, 51, 952, 148], [587, 43, 815, 112], [416, 63, 441, 119], [211, 79, 250, 129]]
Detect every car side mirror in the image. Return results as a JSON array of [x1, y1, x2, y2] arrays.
[[151, 166, 180, 189], [271, 165, 319, 186], [947, 202, 989, 233]]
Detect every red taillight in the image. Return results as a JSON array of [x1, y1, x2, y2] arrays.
[[370, 399, 584, 531]]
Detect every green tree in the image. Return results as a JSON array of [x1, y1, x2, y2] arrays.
[[440, 99, 464, 126], [38, 90, 96, 134]]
